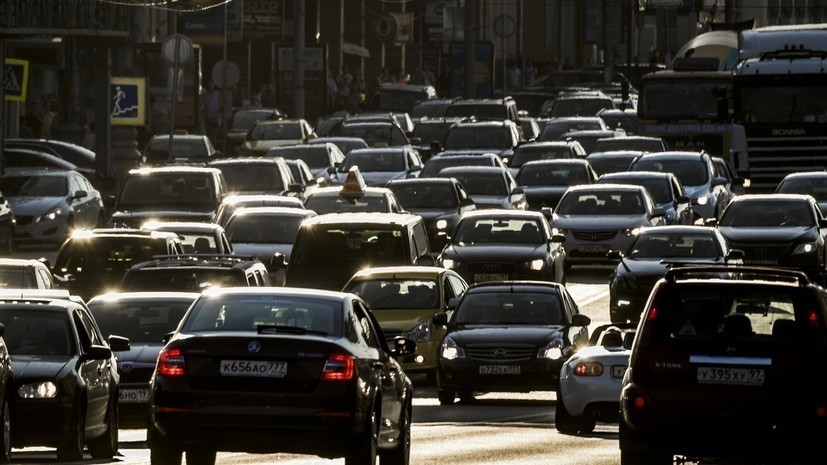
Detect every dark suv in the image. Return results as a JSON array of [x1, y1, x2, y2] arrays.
[[620, 266, 827, 465], [121, 255, 271, 292]]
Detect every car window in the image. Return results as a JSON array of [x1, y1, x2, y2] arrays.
[[0, 174, 68, 196], [453, 217, 545, 244], [454, 291, 564, 325], [517, 164, 588, 186], [352, 300, 382, 349], [226, 215, 304, 244], [720, 200, 814, 227], [291, 226, 408, 267], [89, 299, 192, 343], [447, 275, 468, 299], [1, 309, 74, 356], [628, 234, 721, 259], [346, 279, 439, 309], [632, 158, 709, 186]]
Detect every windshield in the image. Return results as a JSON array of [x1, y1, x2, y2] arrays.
[[556, 191, 645, 215], [183, 294, 343, 337], [226, 215, 303, 244], [268, 147, 330, 169], [453, 217, 545, 245], [454, 292, 564, 325], [604, 177, 671, 203], [628, 234, 721, 259], [0, 267, 36, 289], [632, 159, 708, 186], [738, 84, 827, 124], [517, 164, 587, 187], [412, 103, 449, 118], [443, 172, 506, 196], [586, 155, 636, 176], [777, 177, 827, 201], [0, 310, 74, 356], [249, 122, 302, 141], [291, 227, 407, 267], [445, 127, 512, 150], [218, 165, 285, 193], [719, 200, 814, 227], [640, 78, 730, 120], [89, 299, 193, 343], [390, 183, 457, 209], [445, 104, 508, 120], [340, 151, 406, 172], [551, 99, 613, 117], [339, 124, 408, 146], [0, 175, 67, 197], [118, 174, 215, 208], [412, 124, 450, 145], [305, 193, 390, 214], [346, 279, 439, 309], [511, 146, 571, 167]]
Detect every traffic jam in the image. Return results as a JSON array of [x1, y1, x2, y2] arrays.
[[1, 18, 827, 465]]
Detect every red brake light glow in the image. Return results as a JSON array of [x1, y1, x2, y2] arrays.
[[808, 309, 820, 328], [573, 362, 604, 377], [646, 307, 659, 322], [157, 349, 187, 377], [633, 396, 646, 409], [321, 353, 355, 381]]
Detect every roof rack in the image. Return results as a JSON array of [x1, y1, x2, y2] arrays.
[[664, 265, 810, 286]]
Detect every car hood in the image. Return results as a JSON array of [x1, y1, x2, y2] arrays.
[[8, 196, 66, 216], [372, 309, 442, 334], [467, 194, 507, 208], [443, 243, 547, 261], [11, 355, 72, 381], [448, 325, 564, 346], [232, 243, 293, 261], [116, 343, 163, 364], [683, 184, 709, 199], [718, 226, 816, 243], [619, 256, 724, 278], [553, 215, 647, 230], [244, 140, 304, 152]]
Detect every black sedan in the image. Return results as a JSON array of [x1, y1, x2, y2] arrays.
[[148, 287, 416, 465], [714, 194, 827, 282], [438, 210, 566, 285], [515, 159, 598, 211], [776, 171, 827, 216], [608, 226, 734, 323], [387, 177, 476, 251], [433, 281, 590, 404], [0, 292, 129, 461]]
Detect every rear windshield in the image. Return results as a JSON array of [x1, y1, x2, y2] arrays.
[[118, 174, 216, 209], [0, 267, 36, 289], [291, 227, 408, 267], [345, 279, 439, 309], [340, 151, 405, 172], [517, 164, 588, 187], [511, 146, 572, 167], [217, 164, 285, 193], [445, 127, 512, 150], [55, 237, 170, 273], [651, 284, 804, 342], [632, 158, 709, 186], [441, 172, 506, 196], [586, 155, 636, 176], [777, 177, 827, 201], [123, 269, 249, 292], [183, 294, 343, 337], [421, 157, 492, 177], [89, 299, 193, 343], [226, 215, 304, 244], [304, 193, 390, 214], [268, 147, 330, 169], [454, 292, 564, 325], [390, 183, 458, 209]]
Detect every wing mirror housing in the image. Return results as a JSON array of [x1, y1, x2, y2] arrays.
[[622, 332, 636, 350], [725, 249, 745, 263], [84, 345, 113, 361], [571, 314, 591, 327], [108, 335, 131, 352], [606, 249, 623, 260], [433, 312, 450, 326], [652, 207, 666, 217], [390, 337, 417, 357], [415, 254, 436, 266]]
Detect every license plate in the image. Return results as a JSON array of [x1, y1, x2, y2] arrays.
[[577, 244, 610, 253], [479, 365, 521, 375], [611, 365, 627, 379], [474, 273, 508, 282], [119, 388, 149, 403], [697, 367, 764, 386], [220, 360, 288, 378]]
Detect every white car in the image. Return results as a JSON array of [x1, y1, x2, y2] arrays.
[[556, 323, 635, 434]]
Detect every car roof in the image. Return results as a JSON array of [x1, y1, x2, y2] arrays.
[[450, 120, 515, 128], [600, 171, 673, 180], [636, 151, 707, 160], [0, 258, 49, 267], [229, 206, 316, 217], [561, 130, 618, 136], [728, 193, 813, 203], [565, 183, 646, 194], [302, 212, 422, 227], [387, 178, 457, 186], [597, 135, 661, 142], [460, 209, 546, 220], [587, 150, 646, 158], [438, 166, 507, 175], [1, 168, 78, 177], [348, 147, 408, 156], [0, 289, 85, 308], [349, 266, 454, 280], [432, 151, 500, 158], [516, 141, 579, 149], [150, 134, 205, 142], [141, 221, 227, 232], [637, 225, 721, 236], [781, 171, 827, 180], [308, 187, 390, 197], [129, 255, 265, 270], [128, 166, 222, 175], [76, 229, 181, 240], [466, 280, 563, 293], [522, 159, 591, 167], [87, 291, 201, 304], [221, 194, 303, 206], [209, 157, 285, 166], [199, 285, 353, 302]]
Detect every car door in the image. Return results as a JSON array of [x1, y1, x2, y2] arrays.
[[73, 308, 110, 430], [672, 177, 692, 225], [67, 174, 92, 227]]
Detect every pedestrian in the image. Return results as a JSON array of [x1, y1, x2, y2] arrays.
[[25, 100, 44, 138], [41, 100, 58, 139], [335, 66, 353, 112], [326, 71, 338, 113], [18, 116, 33, 139], [200, 80, 220, 141], [507, 62, 522, 87], [349, 72, 364, 114], [524, 61, 538, 86]]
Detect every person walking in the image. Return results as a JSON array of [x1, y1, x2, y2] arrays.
[[200, 80, 220, 141], [335, 66, 353, 112], [524, 61, 538, 86]]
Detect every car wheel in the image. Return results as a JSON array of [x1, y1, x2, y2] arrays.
[[619, 419, 672, 465], [185, 448, 217, 465], [345, 407, 378, 465], [457, 389, 474, 403], [437, 387, 455, 405], [379, 398, 411, 465], [555, 392, 586, 434], [56, 407, 85, 462], [87, 399, 118, 458], [0, 397, 11, 463]]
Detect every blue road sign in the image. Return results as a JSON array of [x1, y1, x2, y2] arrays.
[[110, 77, 146, 126]]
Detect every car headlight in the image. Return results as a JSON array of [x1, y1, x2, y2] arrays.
[[436, 219, 449, 230], [528, 259, 544, 271], [623, 227, 641, 237], [406, 321, 432, 343], [35, 207, 63, 223], [793, 242, 818, 255], [440, 336, 465, 360], [695, 195, 709, 206], [19, 381, 57, 399], [573, 361, 604, 377], [552, 227, 565, 235], [441, 258, 456, 269], [537, 340, 563, 360]]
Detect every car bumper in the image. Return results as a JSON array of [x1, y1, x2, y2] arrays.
[[559, 371, 624, 418], [13, 398, 75, 448], [13, 218, 69, 244], [438, 358, 562, 392]]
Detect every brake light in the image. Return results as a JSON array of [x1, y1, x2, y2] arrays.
[[646, 307, 659, 322], [817, 406, 826, 417], [573, 362, 604, 377], [321, 353, 355, 381], [633, 396, 646, 408], [157, 349, 186, 377], [808, 309, 820, 328]]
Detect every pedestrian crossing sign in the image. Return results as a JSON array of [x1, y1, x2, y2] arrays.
[[110, 77, 146, 126], [3, 58, 29, 102]]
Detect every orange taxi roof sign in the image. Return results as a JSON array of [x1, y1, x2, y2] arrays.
[[340, 166, 367, 197]]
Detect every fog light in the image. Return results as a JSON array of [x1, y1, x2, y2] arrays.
[[415, 355, 425, 364]]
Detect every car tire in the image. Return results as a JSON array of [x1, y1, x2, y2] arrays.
[[437, 387, 455, 405], [379, 398, 411, 465], [345, 407, 378, 465], [148, 429, 182, 465], [555, 392, 593, 434], [88, 398, 118, 459], [619, 419, 671, 465], [185, 448, 217, 465], [0, 397, 11, 463], [56, 407, 85, 462], [457, 389, 474, 403]]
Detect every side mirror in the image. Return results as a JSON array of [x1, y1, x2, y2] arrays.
[[550, 233, 565, 243], [460, 198, 475, 207], [327, 166, 337, 175], [37, 257, 51, 269], [606, 249, 623, 260], [162, 332, 175, 344], [73, 190, 88, 200], [712, 176, 728, 187], [288, 183, 305, 193], [571, 313, 591, 327], [677, 195, 690, 204], [447, 297, 459, 310], [415, 254, 436, 266], [726, 249, 745, 263], [84, 344, 113, 361], [270, 252, 288, 269], [622, 332, 635, 350], [108, 335, 131, 352], [409, 165, 422, 172], [410, 137, 422, 146], [541, 206, 553, 220], [433, 312, 449, 326], [704, 218, 719, 227], [511, 187, 525, 196], [390, 337, 417, 357], [652, 207, 666, 217]]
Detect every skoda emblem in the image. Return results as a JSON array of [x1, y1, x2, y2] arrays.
[[120, 363, 133, 374], [756, 247, 768, 257], [494, 348, 507, 358], [248, 341, 261, 353]]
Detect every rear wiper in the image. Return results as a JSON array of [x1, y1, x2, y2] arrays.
[[256, 324, 328, 337]]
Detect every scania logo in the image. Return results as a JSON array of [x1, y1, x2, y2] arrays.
[[755, 247, 768, 257], [494, 348, 507, 358], [248, 341, 261, 353], [481, 264, 501, 272], [121, 363, 133, 374], [771, 128, 806, 136]]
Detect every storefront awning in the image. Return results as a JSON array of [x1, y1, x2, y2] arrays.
[[343, 43, 370, 59]]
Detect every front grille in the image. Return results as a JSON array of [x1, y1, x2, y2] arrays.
[[118, 365, 155, 384], [14, 216, 33, 226], [728, 242, 791, 260], [467, 263, 518, 274], [572, 230, 617, 241], [743, 134, 827, 191], [466, 344, 535, 362]]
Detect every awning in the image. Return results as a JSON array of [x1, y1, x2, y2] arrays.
[[674, 31, 738, 70], [343, 43, 370, 59]]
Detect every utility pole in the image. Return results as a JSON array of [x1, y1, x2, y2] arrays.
[[464, 0, 476, 99], [294, 0, 306, 119]]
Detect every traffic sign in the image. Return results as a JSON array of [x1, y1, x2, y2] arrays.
[[3, 59, 29, 102], [212, 60, 240, 89], [110, 77, 146, 126], [162, 34, 193, 65]]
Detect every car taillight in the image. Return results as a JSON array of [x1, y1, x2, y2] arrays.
[[573, 362, 603, 377], [321, 353, 355, 381], [157, 349, 187, 377], [646, 306, 659, 322], [808, 309, 820, 328]]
